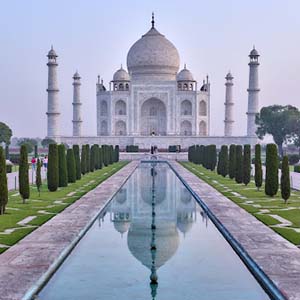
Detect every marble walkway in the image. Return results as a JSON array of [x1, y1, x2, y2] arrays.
[[0, 161, 139, 300], [171, 161, 300, 300]]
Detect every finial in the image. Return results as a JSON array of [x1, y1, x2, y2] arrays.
[[253, 44, 255, 49], [151, 12, 155, 28], [51, 45, 53, 50], [184, 63, 187, 69], [97, 75, 100, 84], [120, 64, 123, 69]]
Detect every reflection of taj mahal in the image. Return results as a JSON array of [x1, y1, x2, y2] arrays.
[[46, 14, 260, 148]]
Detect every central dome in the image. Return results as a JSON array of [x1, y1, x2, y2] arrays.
[[127, 20, 180, 81]]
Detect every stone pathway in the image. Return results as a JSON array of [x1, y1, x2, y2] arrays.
[[171, 161, 300, 300], [0, 161, 139, 300]]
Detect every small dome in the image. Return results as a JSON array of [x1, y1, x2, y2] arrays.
[[73, 71, 80, 79], [249, 47, 259, 57], [127, 18, 180, 80], [47, 46, 57, 57], [177, 65, 194, 81], [113, 66, 130, 81], [114, 221, 130, 234], [225, 72, 233, 80]]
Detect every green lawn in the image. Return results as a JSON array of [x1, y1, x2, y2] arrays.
[[0, 161, 128, 253], [181, 162, 300, 246]]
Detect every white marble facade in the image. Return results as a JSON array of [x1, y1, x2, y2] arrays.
[[96, 17, 210, 138]]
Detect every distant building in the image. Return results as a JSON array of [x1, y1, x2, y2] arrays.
[[46, 15, 260, 148]]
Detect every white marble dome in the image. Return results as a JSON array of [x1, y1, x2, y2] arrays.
[[113, 66, 130, 81], [127, 24, 180, 80], [177, 65, 194, 81]]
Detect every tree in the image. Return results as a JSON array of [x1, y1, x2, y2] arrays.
[[5, 144, 9, 160], [229, 144, 236, 179], [0, 122, 12, 146], [86, 145, 90, 173], [217, 145, 228, 177], [235, 145, 243, 184], [47, 144, 59, 192], [199, 145, 205, 166], [102, 145, 108, 166], [265, 143, 279, 197], [18, 138, 37, 153], [58, 144, 68, 187], [0, 146, 8, 214], [90, 145, 95, 172], [109, 145, 114, 164], [41, 138, 56, 148], [243, 144, 251, 186], [256, 105, 300, 157], [254, 144, 263, 190], [81, 145, 86, 175], [34, 145, 38, 157], [114, 145, 119, 162], [73, 145, 81, 180], [208, 145, 217, 171], [98, 146, 103, 169], [94, 144, 99, 169], [66, 149, 76, 183], [19, 145, 30, 204], [36, 158, 42, 197], [281, 156, 290, 204]]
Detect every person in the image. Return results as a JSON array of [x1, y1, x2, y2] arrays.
[[31, 157, 36, 171], [43, 155, 48, 169]]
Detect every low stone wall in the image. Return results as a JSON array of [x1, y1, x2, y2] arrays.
[[56, 135, 258, 149], [120, 152, 188, 161]]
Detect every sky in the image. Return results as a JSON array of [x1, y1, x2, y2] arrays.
[[1, 0, 300, 138]]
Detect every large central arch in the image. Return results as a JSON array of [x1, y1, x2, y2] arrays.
[[140, 98, 167, 135]]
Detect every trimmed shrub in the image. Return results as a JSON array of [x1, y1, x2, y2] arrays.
[[243, 144, 251, 186], [235, 145, 243, 184], [47, 144, 59, 192], [254, 144, 263, 190], [102, 145, 109, 166], [94, 144, 99, 169], [0, 146, 8, 214], [90, 145, 96, 172], [34, 145, 38, 158], [67, 149, 76, 183], [114, 145, 120, 162], [265, 143, 279, 197], [85, 144, 90, 174], [5, 145, 9, 160], [58, 144, 68, 187], [19, 145, 30, 203], [81, 145, 86, 175], [73, 145, 81, 180], [98, 146, 103, 169], [6, 165, 12, 173], [36, 158, 42, 196], [229, 144, 236, 179], [109, 145, 114, 164], [217, 145, 228, 177], [126, 145, 139, 152], [288, 154, 299, 165], [281, 155, 290, 204], [199, 145, 205, 165], [294, 165, 300, 173]]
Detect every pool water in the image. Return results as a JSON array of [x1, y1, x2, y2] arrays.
[[38, 162, 270, 300]]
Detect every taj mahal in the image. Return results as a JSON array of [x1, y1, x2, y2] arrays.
[[46, 14, 260, 149]]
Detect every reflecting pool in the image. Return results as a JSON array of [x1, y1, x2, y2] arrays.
[[38, 162, 270, 300]]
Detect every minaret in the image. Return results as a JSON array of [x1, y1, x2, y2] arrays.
[[224, 72, 234, 136], [246, 47, 260, 136], [46, 46, 60, 137], [72, 71, 82, 136]]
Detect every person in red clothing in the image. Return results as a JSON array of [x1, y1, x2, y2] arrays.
[[31, 157, 36, 172]]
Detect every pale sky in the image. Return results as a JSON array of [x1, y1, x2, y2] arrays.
[[1, 0, 300, 138]]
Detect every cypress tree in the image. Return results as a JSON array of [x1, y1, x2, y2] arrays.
[[188, 146, 192, 162], [98, 146, 103, 169], [34, 145, 38, 158], [195, 145, 200, 164], [94, 144, 99, 169], [67, 148, 76, 183], [36, 158, 42, 197], [58, 144, 68, 187], [90, 145, 95, 172], [235, 145, 243, 184], [86, 144, 90, 173], [229, 144, 236, 179], [114, 145, 119, 162], [103, 145, 108, 166], [199, 145, 205, 166], [203, 145, 208, 169], [281, 155, 290, 204], [81, 145, 86, 175], [243, 144, 251, 186], [265, 143, 279, 197], [0, 146, 8, 214], [47, 143, 59, 192], [73, 145, 81, 180], [217, 145, 228, 177], [109, 145, 114, 164], [5, 144, 9, 160], [19, 144, 30, 203], [254, 144, 262, 190], [208, 145, 217, 171]]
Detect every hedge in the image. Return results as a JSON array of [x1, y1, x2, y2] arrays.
[[126, 145, 139, 152]]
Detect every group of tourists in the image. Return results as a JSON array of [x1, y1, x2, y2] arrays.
[[30, 156, 48, 172]]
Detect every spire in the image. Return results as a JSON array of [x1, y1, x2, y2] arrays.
[[97, 75, 100, 84], [151, 12, 155, 28], [184, 63, 186, 69]]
